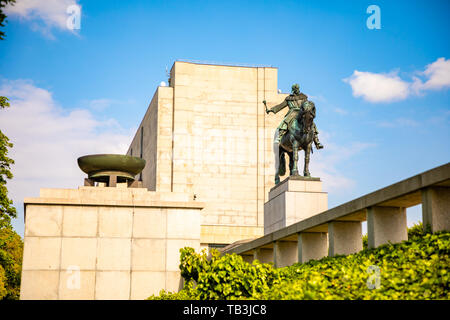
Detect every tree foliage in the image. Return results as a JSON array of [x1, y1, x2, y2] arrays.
[[0, 226, 23, 299], [1, 0, 17, 228], [0, 96, 16, 228], [0, 98, 21, 300], [0, 1, 22, 301], [0, 0, 15, 40]]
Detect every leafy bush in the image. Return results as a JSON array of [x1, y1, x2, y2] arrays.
[[262, 231, 449, 299], [150, 247, 285, 300], [149, 225, 450, 300]]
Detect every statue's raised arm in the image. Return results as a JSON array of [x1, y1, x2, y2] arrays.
[[266, 83, 324, 184], [264, 99, 288, 115]]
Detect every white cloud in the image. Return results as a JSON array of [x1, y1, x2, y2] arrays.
[[88, 98, 117, 111], [343, 70, 410, 103], [344, 57, 450, 103], [4, 0, 80, 37], [86, 98, 135, 111], [307, 94, 327, 103], [0, 79, 134, 234], [377, 117, 419, 128], [413, 57, 450, 92], [333, 107, 348, 115], [294, 131, 375, 195]]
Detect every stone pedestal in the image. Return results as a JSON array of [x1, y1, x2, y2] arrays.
[[264, 176, 328, 235], [20, 186, 204, 300]]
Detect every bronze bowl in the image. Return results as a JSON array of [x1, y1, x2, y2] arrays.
[[77, 154, 146, 183]]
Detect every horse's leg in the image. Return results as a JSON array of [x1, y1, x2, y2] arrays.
[[304, 143, 312, 177], [274, 130, 281, 184], [275, 151, 281, 185], [288, 151, 294, 174], [291, 140, 299, 176]]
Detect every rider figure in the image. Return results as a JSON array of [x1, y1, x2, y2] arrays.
[[264, 84, 323, 149]]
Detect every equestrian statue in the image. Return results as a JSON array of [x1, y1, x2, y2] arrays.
[[264, 83, 324, 184]]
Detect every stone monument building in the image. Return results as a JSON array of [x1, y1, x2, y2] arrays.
[[20, 60, 328, 299], [18, 61, 449, 301], [127, 60, 294, 250]]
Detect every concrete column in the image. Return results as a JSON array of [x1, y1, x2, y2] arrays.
[[253, 248, 274, 264], [274, 241, 298, 268], [367, 206, 407, 248], [241, 254, 254, 264], [328, 221, 362, 256], [109, 175, 117, 187], [297, 232, 328, 263], [422, 187, 450, 232]]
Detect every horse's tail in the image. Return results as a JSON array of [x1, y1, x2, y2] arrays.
[[279, 151, 286, 176]]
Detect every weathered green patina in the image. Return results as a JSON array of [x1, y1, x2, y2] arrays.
[[264, 84, 324, 184], [77, 154, 146, 183]]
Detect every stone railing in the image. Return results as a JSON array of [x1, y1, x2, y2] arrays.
[[221, 163, 450, 268]]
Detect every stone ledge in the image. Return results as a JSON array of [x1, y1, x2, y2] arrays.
[[272, 176, 321, 190], [269, 176, 323, 200], [24, 198, 204, 219], [281, 175, 321, 182], [200, 225, 263, 244], [25, 198, 203, 207]]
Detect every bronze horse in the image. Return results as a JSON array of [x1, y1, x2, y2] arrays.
[[274, 100, 316, 184]]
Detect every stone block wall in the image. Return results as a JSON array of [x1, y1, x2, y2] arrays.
[[127, 61, 294, 246], [20, 186, 203, 300]]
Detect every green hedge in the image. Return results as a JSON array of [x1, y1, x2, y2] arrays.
[[149, 224, 450, 300]]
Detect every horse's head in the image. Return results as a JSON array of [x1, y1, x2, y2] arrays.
[[299, 101, 316, 134]]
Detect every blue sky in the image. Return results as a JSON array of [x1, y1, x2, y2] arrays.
[[0, 0, 449, 236]]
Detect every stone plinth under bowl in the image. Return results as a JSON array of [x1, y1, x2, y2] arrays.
[[77, 154, 146, 183]]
